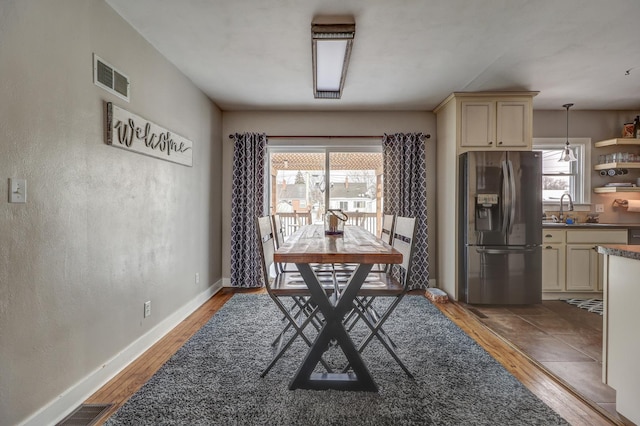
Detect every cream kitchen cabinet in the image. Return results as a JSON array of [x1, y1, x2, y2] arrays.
[[565, 244, 599, 291], [542, 229, 565, 292], [541, 228, 627, 298], [460, 99, 534, 150], [435, 92, 538, 156], [566, 229, 627, 292]]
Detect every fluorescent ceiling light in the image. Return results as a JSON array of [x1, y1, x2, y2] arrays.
[[311, 16, 355, 99], [316, 40, 348, 91]]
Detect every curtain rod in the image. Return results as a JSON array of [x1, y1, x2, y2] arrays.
[[227, 134, 431, 139]]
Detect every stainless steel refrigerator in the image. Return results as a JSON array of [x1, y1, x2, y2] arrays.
[[459, 151, 542, 304]]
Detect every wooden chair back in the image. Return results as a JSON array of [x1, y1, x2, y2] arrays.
[[256, 216, 277, 288], [271, 214, 286, 249], [391, 216, 417, 288], [380, 214, 395, 244]]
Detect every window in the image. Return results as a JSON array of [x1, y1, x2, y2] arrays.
[[267, 143, 383, 236], [534, 138, 591, 205]]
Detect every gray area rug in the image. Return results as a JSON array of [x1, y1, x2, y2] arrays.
[[565, 298, 604, 315], [105, 294, 568, 425]]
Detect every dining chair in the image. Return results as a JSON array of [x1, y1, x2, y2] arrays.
[[373, 214, 395, 273], [271, 214, 286, 248], [346, 216, 417, 378], [255, 216, 335, 376], [271, 214, 297, 274], [339, 213, 396, 321], [272, 214, 333, 276], [334, 214, 396, 278], [380, 214, 395, 243]]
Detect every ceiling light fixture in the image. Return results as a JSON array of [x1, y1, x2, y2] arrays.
[[311, 16, 355, 99], [559, 103, 577, 162]]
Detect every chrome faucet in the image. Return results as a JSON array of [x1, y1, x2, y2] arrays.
[[559, 193, 574, 222]]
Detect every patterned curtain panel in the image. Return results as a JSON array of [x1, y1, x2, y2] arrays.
[[230, 133, 268, 288], [382, 133, 429, 290]]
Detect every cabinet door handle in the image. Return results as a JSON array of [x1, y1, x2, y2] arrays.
[[498, 141, 503, 145], [545, 246, 553, 249], [488, 141, 493, 145], [545, 234, 553, 238]]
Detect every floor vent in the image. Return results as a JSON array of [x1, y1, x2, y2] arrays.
[[468, 308, 488, 319], [56, 403, 113, 426]]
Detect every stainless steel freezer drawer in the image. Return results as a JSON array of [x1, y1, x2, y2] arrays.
[[465, 245, 542, 304]]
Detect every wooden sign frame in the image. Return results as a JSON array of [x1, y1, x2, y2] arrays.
[[105, 102, 193, 167]]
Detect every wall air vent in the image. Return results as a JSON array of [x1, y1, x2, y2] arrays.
[[93, 54, 130, 102]]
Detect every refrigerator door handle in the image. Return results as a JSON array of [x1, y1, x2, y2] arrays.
[[501, 160, 510, 234], [508, 159, 517, 235], [475, 246, 537, 254]]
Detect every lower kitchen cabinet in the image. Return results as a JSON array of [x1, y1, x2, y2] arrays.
[[542, 244, 565, 292], [542, 229, 566, 293], [541, 228, 627, 299], [566, 244, 599, 291]]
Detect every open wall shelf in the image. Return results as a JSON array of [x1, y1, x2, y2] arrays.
[[594, 162, 640, 170], [594, 138, 640, 148], [593, 186, 640, 194], [593, 138, 640, 193]]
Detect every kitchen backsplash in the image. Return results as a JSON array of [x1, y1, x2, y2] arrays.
[[545, 199, 640, 223], [543, 210, 591, 223]]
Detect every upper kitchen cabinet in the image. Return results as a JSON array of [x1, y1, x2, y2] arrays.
[[435, 92, 538, 154]]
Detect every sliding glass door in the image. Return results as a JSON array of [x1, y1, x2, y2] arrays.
[[268, 146, 383, 237], [328, 151, 382, 232]]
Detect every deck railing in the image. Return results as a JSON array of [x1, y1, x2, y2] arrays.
[[276, 211, 378, 238]]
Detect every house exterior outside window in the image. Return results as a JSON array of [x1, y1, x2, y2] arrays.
[[534, 138, 591, 206]]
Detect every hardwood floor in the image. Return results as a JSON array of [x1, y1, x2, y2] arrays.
[[86, 288, 620, 425]]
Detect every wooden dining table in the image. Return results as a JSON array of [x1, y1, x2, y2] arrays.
[[273, 224, 402, 392]]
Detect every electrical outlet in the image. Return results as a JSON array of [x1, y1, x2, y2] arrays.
[[144, 301, 151, 318], [595, 204, 605, 213], [195, 273, 200, 284]]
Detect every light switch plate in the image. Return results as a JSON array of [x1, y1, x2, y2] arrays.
[[595, 204, 604, 213], [9, 178, 26, 203]]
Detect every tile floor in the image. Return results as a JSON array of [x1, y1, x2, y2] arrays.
[[463, 301, 625, 422]]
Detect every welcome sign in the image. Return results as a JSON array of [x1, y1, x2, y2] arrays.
[[105, 102, 193, 166]]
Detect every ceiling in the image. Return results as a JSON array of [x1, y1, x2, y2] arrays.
[[105, 0, 640, 111]]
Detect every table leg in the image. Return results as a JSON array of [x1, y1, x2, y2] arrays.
[[289, 263, 378, 392]]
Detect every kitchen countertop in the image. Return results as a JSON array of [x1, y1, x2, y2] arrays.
[[597, 244, 640, 260], [543, 223, 640, 229]]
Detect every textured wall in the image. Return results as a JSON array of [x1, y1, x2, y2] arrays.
[[0, 1, 222, 424]]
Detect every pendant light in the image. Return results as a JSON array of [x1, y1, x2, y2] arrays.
[[559, 103, 578, 162]]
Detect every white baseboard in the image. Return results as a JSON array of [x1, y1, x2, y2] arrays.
[[21, 280, 223, 426]]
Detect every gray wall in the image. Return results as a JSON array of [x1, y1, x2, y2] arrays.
[[0, 1, 222, 424]]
